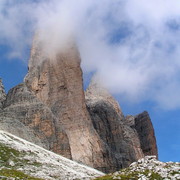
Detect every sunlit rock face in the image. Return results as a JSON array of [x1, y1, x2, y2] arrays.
[[0, 34, 158, 173], [24, 35, 111, 170]]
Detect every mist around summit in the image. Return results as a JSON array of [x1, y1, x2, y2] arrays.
[[0, 0, 180, 109]]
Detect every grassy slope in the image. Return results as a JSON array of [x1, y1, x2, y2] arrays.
[[0, 142, 43, 179], [0, 130, 104, 180]]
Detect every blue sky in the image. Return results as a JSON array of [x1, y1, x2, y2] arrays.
[[0, 0, 180, 162]]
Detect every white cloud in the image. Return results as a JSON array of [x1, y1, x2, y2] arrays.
[[0, 0, 38, 60], [0, 0, 180, 109]]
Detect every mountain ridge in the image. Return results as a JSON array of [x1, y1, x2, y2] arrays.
[[0, 35, 158, 173]]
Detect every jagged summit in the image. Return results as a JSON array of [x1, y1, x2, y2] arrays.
[[85, 77, 124, 118], [0, 34, 158, 173]]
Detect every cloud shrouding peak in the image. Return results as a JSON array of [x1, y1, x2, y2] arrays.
[[0, 0, 180, 110]]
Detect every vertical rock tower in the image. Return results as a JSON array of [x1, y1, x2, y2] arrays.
[[24, 34, 110, 169]]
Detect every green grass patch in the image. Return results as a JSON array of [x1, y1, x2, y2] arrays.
[[0, 169, 43, 180], [0, 143, 42, 168], [94, 174, 114, 180], [0, 143, 22, 166]]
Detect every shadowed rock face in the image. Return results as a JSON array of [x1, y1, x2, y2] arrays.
[[85, 81, 145, 172], [0, 35, 158, 173], [135, 111, 158, 158], [0, 79, 6, 109]]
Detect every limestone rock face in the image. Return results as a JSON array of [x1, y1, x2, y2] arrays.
[[85, 81, 145, 172], [1, 83, 71, 158], [24, 36, 111, 170], [0, 35, 158, 173], [85, 79, 124, 118], [0, 79, 6, 109], [134, 111, 158, 158]]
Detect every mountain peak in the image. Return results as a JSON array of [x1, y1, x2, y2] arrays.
[[0, 35, 158, 173], [85, 77, 124, 118]]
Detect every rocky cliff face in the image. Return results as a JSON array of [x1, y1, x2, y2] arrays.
[[2, 83, 71, 158], [85, 80, 149, 172], [134, 112, 158, 158], [23, 35, 113, 170], [0, 35, 158, 173], [0, 79, 6, 109]]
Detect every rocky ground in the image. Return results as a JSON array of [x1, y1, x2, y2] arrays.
[[0, 129, 179, 180], [0, 130, 104, 180], [94, 156, 180, 180]]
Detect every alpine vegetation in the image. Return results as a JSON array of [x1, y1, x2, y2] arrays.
[[95, 156, 180, 180], [0, 130, 104, 180]]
